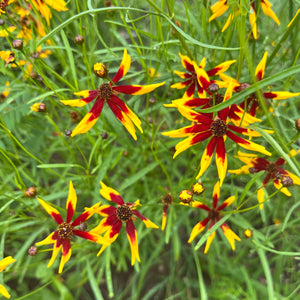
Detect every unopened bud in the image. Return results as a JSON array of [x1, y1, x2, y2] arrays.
[[123, 150, 128, 157], [12, 39, 23, 50], [179, 190, 193, 204], [65, 130, 72, 137], [31, 52, 39, 59], [281, 176, 293, 187], [93, 63, 108, 78], [78, 222, 87, 231], [208, 83, 219, 94], [0, 19, 5, 26], [31, 103, 47, 112], [243, 229, 253, 238], [295, 118, 300, 131], [28, 246, 38, 256], [249, 167, 258, 174], [162, 193, 174, 206], [149, 97, 156, 104], [101, 132, 108, 139], [75, 35, 84, 45], [25, 187, 37, 198], [192, 182, 205, 195], [237, 83, 250, 92]]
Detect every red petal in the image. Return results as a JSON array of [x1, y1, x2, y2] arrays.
[[186, 83, 196, 97], [112, 85, 143, 95], [87, 98, 105, 122], [73, 229, 99, 242]]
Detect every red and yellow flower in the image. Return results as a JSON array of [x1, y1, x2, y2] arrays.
[[91, 182, 158, 265], [36, 181, 107, 273], [229, 151, 300, 209], [185, 181, 240, 253], [162, 86, 271, 185], [170, 52, 235, 98], [61, 49, 165, 140], [0, 256, 16, 299], [209, 0, 280, 39]]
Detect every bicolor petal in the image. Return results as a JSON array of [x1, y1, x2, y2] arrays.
[[126, 220, 140, 265], [112, 48, 131, 83], [221, 223, 241, 250], [113, 82, 165, 95], [204, 230, 216, 254], [188, 217, 210, 243], [255, 52, 268, 81], [38, 198, 63, 225]]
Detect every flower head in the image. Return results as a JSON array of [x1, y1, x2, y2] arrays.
[[186, 181, 240, 253], [162, 85, 271, 186], [61, 49, 165, 140], [229, 151, 300, 209], [170, 52, 235, 98], [0, 256, 16, 299], [91, 182, 158, 265], [36, 181, 106, 273]]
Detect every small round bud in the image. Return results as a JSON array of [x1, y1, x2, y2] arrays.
[[12, 39, 23, 50], [31, 103, 47, 112], [30, 72, 37, 79], [249, 167, 258, 174], [105, 0, 112, 6], [162, 193, 173, 206], [281, 176, 293, 187], [101, 132, 108, 139], [243, 229, 253, 238], [273, 218, 281, 225], [123, 150, 128, 157], [192, 182, 205, 195], [28, 246, 38, 256], [93, 63, 108, 78], [149, 97, 156, 104], [78, 222, 87, 231], [0, 19, 5, 26], [75, 35, 84, 45], [179, 190, 193, 204], [208, 83, 219, 94], [25, 187, 37, 198], [295, 118, 300, 131], [70, 111, 81, 123], [37, 75, 43, 83], [65, 130, 72, 137], [237, 83, 250, 92]]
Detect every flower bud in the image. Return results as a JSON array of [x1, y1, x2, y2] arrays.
[[75, 35, 84, 45], [101, 132, 108, 139], [192, 182, 205, 195], [237, 83, 250, 92], [93, 63, 108, 78], [243, 229, 253, 238], [207, 83, 219, 94], [78, 222, 87, 231], [0, 19, 5, 26], [65, 130, 72, 137], [25, 187, 37, 198], [31, 103, 47, 112], [179, 190, 193, 204], [162, 193, 173, 206], [12, 39, 23, 50], [281, 176, 293, 187], [28, 246, 38, 256]]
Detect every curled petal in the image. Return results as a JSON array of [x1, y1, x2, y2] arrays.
[[217, 196, 235, 211], [273, 180, 291, 197], [99, 182, 124, 205], [255, 52, 268, 81], [0, 284, 11, 299], [257, 187, 265, 210], [209, 0, 229, 22], [249, 6, 258, 40], [207, 60, 236, 76], [0, 257, 16, 272], [212, 181, 220, 209], [221, 224, 241, 250], [261, 0, 280, 25], [96, 228, 120, 257]]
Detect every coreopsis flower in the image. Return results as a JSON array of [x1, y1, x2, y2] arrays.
[[0, 0, 10, 15], [229, 151, 300, 209], [162, 86, 271, 186], [209, 0, 280, 39], [161, 193, 174, 231], [170, 52, 235, 98], [61, 49, 165, 140], [221, 52, 300, 117], [185, 181, 240, 253], [0, 256, 16, 299], [27, 0, 68, 25], [35, 181, 107, 273], [90, 182, 159, 265]]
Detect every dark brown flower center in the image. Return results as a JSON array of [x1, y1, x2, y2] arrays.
[[98, 83, 112, 100], [210, 119, 227, 137], [209, 94, 224, 106], [116, 205, 133, 222], [266, 163, 281, 179], [58, 222, 73, 240], [208, 209, 220, 223]]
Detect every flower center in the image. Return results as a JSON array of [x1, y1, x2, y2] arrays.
[[209, 94, 224, 106], [98, 83, 113, 100], [210, 119, 227, 137], [208, 209, 220, 223], [266, 163, 280, 179], [58, 222, 73, 240], [116, 205, 133, 222]]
